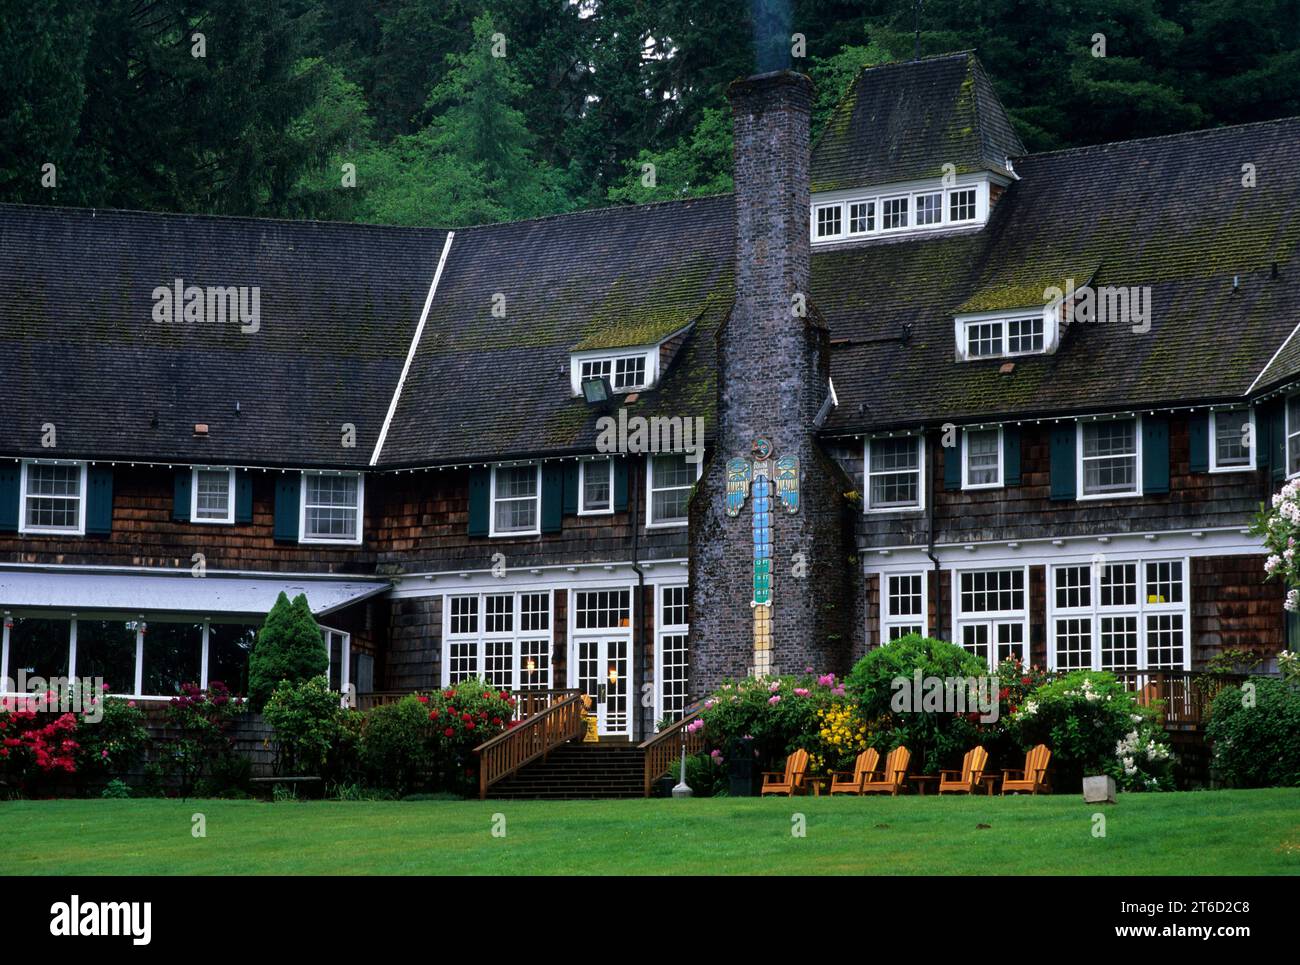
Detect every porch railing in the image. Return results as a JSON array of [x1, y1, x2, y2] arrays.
[[1111, 671, 1249, 730], [473, 689, 586, 799], [637, 708, 705, 797]]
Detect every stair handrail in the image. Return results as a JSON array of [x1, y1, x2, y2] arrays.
[[473, 689, 586, 799], [637, 707, 706, 797]]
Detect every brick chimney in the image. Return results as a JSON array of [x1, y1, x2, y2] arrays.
[[689, 70, 850, 692]]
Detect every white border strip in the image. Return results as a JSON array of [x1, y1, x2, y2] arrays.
[[1248, 315, 1300, 394], [370, 230, 456, 466]]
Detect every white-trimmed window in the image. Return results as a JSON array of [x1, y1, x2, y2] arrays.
[[579, 459, 613, 514], [865, 436, 924, 511], [1210, 407, 1254, 472], [656, 584, 691, 723], [1288, 396, 1300, 477], [192, 467, 235, 524], [882, 195, 909, 230], [443, 590, 553, 690], [573, 349, 656, 395], [490, 464, 541, 536], [952, 567, 1028, 668], [957, 313, 1048, 360], [1078, 418, 1141, 498], [19, 460, 87, 535], [881, 572, 927, 641], [647, 454, 697, 527], [949, 188, 977, 222], [915, 191, 942, 226], [1047, 558, 1189, 671], [848, 200, 874, 234], [300, 472, 363, 543], [962, 428, 1002, 489], [815, 203, 843, 239]]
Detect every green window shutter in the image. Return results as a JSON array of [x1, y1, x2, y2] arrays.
[[1003, 426, 1021, 486], [273, 474, 301, 542], [1188, 412, 1210, 473], [613, 457, 629, 511], [1143, 416, 1170, 494], [0, 463, 19, 532], [173, 469, 192, 521], [541, 463, 564, 533], [235, 470, 253, 523], [562, 463, 580, 515], [467, 468, 490, 537], [86, 467, 113, 534], [943, 436, 962, 490], [1049, 424, 1076, 501], [1265, 399, 1286, 485]]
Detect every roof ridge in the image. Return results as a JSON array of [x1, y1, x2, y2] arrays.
[[1018, 115, 1300, 161]]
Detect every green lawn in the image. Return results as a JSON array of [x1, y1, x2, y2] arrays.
[[5, 789, 1299, 875]]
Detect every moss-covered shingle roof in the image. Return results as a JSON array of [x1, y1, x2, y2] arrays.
[[810, 51, 1025, 194]]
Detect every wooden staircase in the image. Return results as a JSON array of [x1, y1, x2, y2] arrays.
[[487, 742, 646, 799]]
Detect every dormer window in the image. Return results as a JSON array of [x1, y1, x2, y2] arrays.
[[810, 174, 996, 245], [954, 309, 1056, 361], [570, 347, 660, 396]]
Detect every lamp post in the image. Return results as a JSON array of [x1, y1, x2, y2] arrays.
[[672, 722, 693, 798]]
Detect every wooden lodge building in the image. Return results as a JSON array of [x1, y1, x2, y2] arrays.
[[2, 53, 1299, 750]]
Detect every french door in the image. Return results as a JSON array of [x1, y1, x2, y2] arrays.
[[572, 637, 630, 737]]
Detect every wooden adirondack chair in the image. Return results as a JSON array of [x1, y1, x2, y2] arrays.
[[860, 746, 911, 795], [761, 748, 810, 796], [938, 746, 989, 794], [828, 748, 881, 795], [1001, 744, 1052, 795]]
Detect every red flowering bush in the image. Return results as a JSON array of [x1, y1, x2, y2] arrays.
[[0, 688, 148, 795], [164, 681, 245, 796], [359, 679, 515, 796]]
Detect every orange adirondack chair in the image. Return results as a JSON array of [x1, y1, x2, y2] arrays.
[[938, 745, 989, 794], [761, 748, 810, 796], [828, 748, 881, 795], [861, 746, 911, 796], [1001, 744, 1052, 795]]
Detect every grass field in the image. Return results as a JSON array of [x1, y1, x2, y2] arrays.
[[5, 789, 1299, 875]]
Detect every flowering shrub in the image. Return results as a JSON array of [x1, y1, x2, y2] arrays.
[[809, 702, 873, 776], [1255, 479, 1300, 610], [1011, 671, 1172, 791], [0, 688, 148, 794], [360, 680, 515, 795], [165, 681, 245, 795], [1205, 677, 1300, 788], [698, 672, 841, 771]]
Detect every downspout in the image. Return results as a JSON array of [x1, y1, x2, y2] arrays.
[[925, 427, 943, 640], [629, 454, 646, 743]]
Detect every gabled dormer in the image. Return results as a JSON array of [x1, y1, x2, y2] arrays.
[[809, 51, 1024, 246], [568, 322, 694, 397]]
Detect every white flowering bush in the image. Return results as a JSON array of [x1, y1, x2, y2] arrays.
[[1011, 670, 1174, 791], [1255, 480, 1300, 611]]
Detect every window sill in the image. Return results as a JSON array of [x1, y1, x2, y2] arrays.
[[18, 527, 84, 537], [488, 529, 541, 538], [1208, 465, 1256, 474], [191, 517, 235, 526], [1076, 491, 1143, 501], [864, 505, 925, 515], [299, 535, 364, 546], [577, 508, 614, 517], [646, 520, 688, 530], [961, 482, 1003, 491]]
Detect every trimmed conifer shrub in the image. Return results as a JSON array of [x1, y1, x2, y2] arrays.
[[247, 592, 328, 711]]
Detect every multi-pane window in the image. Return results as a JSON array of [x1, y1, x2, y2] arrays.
[[443, 591, 554, 689], [1048, 559, 1188, 671], [658, 585, 691, 723], [953, 568, 1027, 668], [579, 459, 613, 514], [1211, 408, 1253, 471], [815, 204, 842, 238], [192, 468, 234, 523], [882, 196, 909, 230], [963, 428, 1001, 488], [882, 573, 926, 640], [866, 436, 923, 510], [967, 322, 1001, 357], [614, 356, 646, 390], [574, 589, 631, 630], [581, 358, 612, 383], [21, 461, 85, 533], [491, 464, 540, 535], [949, 188, 977, 221], [1288, 396, 1300, 477], [648, 454, 695, 526], [915, 192, 942, 225], [1080, 419, 1140, 497], [302, 473, 362, 542], [848, 200, 874, 233], [1007, 316, 1044, 354]]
